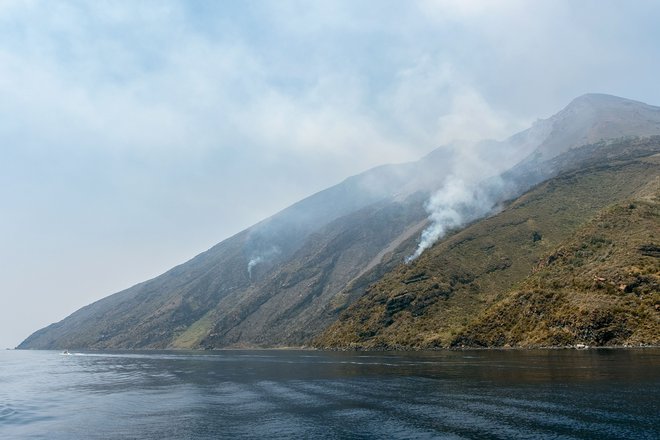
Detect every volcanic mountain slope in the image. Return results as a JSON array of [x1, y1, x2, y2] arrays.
[[18, 148, 451, 350], [315, 141, 660, 349], [453, 177, 659, 348], [18, 94, 660, 350], [177, 194, 430, 348]]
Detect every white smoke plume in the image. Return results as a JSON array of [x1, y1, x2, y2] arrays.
[[247, 256, 263, 279], [404, 106, 544, 264], [406, 177, 501, 263], [246, 246, 281, 280]]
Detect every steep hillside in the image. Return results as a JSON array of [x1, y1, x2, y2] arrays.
[[453, 178, 659, 348], [18, 94, 660, 350], [315, 146, 660, 349], [182, 194, 429, 348], [18, 149, 449, 350]]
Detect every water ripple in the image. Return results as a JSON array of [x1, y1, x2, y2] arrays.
[[1, 349, 658, 439]]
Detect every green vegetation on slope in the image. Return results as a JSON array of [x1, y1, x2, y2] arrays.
[[315, 153, 660, 349]]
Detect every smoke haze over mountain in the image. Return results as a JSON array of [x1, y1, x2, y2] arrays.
[[2, 1, 660, 348]]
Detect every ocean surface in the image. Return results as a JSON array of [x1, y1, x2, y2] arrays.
[[0, 349, 658, 439]]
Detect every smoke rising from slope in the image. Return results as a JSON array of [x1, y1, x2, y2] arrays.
[[405, 128, 547, 263], [247, 257, 262, 279], [401, 87, 581, 264], [247, 246, 281, 279], [406, 177, 502, 262]]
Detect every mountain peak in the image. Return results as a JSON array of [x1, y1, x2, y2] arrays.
[[570, 92, 634, 104], [561, 93, 652, 113], [526, 93, 660, 161]]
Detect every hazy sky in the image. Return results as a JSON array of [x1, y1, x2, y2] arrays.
[[2, 0, 659, 349]]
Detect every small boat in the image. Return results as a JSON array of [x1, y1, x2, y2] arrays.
[[61, 349, 71, 355]]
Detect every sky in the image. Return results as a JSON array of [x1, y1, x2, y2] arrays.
[[1, 0, 659, 349]]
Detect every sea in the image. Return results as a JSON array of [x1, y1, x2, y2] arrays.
[[1, 348, 658, 439]]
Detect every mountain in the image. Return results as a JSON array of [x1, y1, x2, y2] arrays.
[[315, 137, 660, 349], [18, 94, 660, 350], [531, 93, 660, 161], [18, 147, 452, 349]]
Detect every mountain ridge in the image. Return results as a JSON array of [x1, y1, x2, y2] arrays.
[[18, 93, 660, 350]]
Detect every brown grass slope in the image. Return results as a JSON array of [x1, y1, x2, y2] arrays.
[[453, 178, 659, 348], [315, 150, 660, 350]]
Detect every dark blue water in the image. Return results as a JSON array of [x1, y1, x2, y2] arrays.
[[1, 349, 658, 439]]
